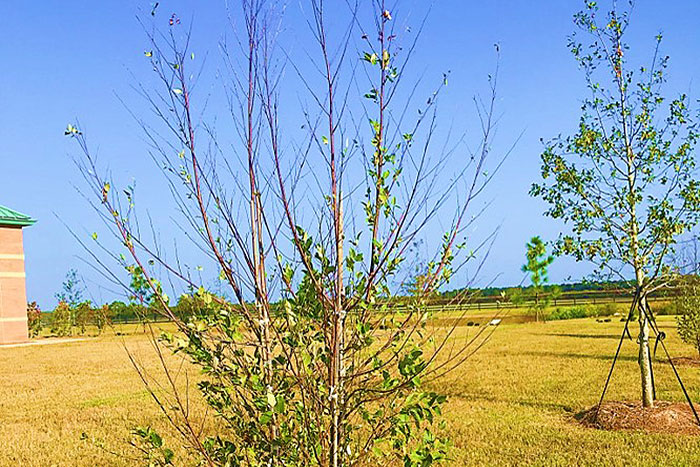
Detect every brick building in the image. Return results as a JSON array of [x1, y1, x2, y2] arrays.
[[0, 206, 35, 344]]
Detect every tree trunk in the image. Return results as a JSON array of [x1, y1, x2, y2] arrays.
[[638, 296, 654, 408], [615, 24, 656, 409]]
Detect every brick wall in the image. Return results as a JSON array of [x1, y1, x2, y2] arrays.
[[0, 226, 29, 344]]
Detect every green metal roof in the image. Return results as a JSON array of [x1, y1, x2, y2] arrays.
[[0, 205, 36, 227]]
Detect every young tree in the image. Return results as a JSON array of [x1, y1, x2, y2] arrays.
[[531, 1, 700, 407], [55, 269, 85, 309], [70, 1, 505, 465], [521, 236, 554, 322]]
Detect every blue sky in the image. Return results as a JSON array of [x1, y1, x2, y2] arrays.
[[2, 0, 700, 309]]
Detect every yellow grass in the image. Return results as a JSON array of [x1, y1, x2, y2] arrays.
[[2, 316, 699, 465], [0, 324, 199, 466]]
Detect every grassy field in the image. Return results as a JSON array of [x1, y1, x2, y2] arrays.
[[2, 316, 700, 466]]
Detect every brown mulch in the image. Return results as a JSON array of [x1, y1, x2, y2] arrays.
[[576, 401, 700, 435], [660, 356, 700, 367]]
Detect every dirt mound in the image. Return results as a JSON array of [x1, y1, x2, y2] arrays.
[[577, 401, 700, 435]]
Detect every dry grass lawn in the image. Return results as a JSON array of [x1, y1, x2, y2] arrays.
[[2, 316, 700, 465]]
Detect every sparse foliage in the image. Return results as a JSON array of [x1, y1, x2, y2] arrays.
[[70, 1, 505, 465], [129, 427, 175, 467], [530, 0, 700, 407]]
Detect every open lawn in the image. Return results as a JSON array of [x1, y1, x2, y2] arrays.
[[2, 316, 700, 465]]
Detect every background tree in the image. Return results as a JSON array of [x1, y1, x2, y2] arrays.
[[94, 304, 113, 334], [74, 301, 94, 335], [70, 0, 506, 465], [50, 301, 73, 337], [675, 276, 700, 357], [521, 236, 554, 322], [107, 300, 133, 323], [26, 301, 43, 338], [530, 1, 700, 408], [673, 235, 700, 275], [549, 284, 563, 307], [55, 269, 85, 309]]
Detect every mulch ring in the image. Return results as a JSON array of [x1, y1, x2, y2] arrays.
[[576, 401, 700, 435], [659, 356, 700, 368]]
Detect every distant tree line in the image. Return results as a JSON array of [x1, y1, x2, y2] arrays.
[[29, 292, 227, 337], [28, 269, 231, 337], [442, 279, 637, 299]]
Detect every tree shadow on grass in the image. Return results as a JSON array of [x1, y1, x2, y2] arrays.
[[445, 391, 578, 414], [541, 333, 620, 340], [509, 349, 637, 362]]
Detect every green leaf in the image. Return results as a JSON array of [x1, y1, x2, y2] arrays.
[[266, 391, 276, 408], [274, 395, 286, 413], [259, 411, 272, 425], [362, 52, 379, 65], [64, 124, 81, 136], [149, 430, 163, 448]]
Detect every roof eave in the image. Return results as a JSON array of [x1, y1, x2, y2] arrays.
[[0, 218, 36, 227]]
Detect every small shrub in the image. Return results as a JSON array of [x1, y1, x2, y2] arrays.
[[547, 302, 625, 321], [548, 306, 588, 320], [26, 301, 43, 337], [654, 301, 678, 316], [596, 302, 621, 317]]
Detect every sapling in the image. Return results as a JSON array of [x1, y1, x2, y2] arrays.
[[531, 1, 700, 407], [70, 0, 507, 464], [521, 236, 554, 322]]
